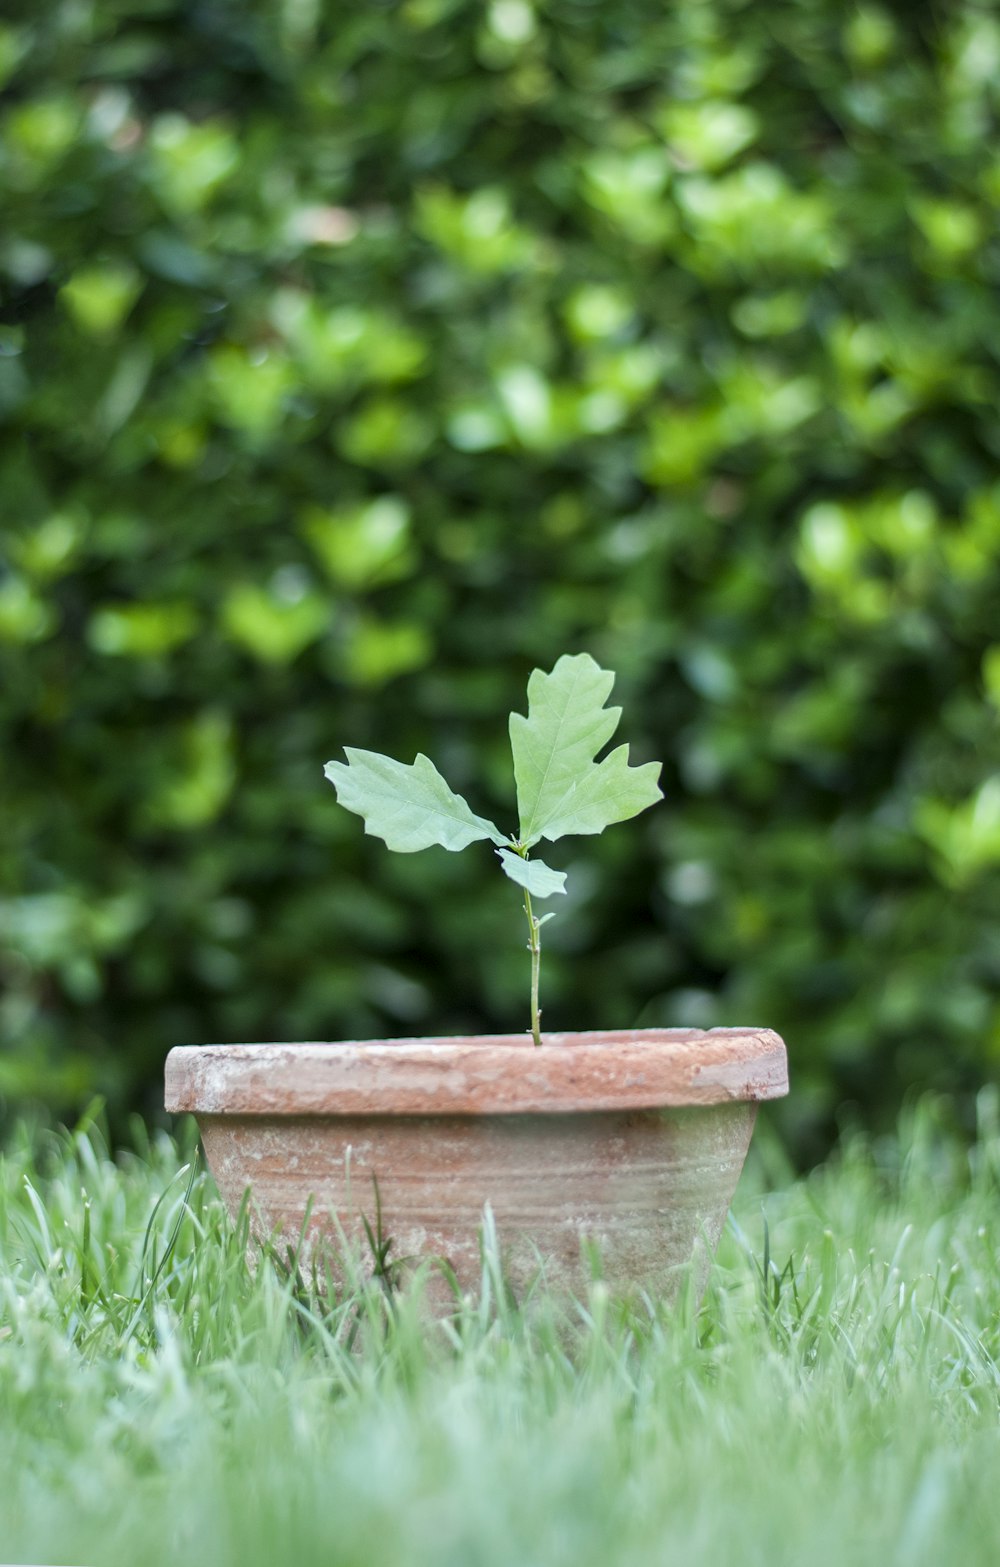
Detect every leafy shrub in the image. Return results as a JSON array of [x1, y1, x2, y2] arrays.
[[3, 0, 1000, 1149]]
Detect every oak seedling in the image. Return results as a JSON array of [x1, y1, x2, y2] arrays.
[[324, 653, 662, 1046]]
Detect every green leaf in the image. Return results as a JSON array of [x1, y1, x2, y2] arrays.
[[509, 653, 663, 845], [496, 849, 567, 899], [324, 748, 504, 853]]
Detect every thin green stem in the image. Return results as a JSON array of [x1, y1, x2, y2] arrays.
[[511, 839, 544, 1046], [521, 885, 542, 1048]]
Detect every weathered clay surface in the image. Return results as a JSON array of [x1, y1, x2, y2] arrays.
[[165, 1030, 788, 1301], [199, 1104, 757, 1300], [165, 1027, 788, 1116]]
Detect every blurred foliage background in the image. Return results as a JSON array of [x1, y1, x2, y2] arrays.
[[3, 0, 1000, 1154]]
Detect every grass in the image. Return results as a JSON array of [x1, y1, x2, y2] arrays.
[[2, 1096, 1000, 1567]]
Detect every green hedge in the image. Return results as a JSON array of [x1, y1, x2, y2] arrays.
[[3, 0, 1000, 1148]]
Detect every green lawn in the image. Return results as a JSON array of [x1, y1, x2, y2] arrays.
[[2, 1098, 999, 1567]]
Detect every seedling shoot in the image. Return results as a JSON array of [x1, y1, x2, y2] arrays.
[[325, 653, 663, 1045]]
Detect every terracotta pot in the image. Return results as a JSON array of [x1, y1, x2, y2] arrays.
[[165, 1027, 788, 1302]]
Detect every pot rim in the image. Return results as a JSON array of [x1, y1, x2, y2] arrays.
[[165, 1027, 788, 1117]]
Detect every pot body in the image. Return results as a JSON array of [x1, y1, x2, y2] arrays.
[[166, 1028, 787, 1301]]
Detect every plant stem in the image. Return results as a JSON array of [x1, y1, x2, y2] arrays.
[[521, 886, 542, 1048]]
